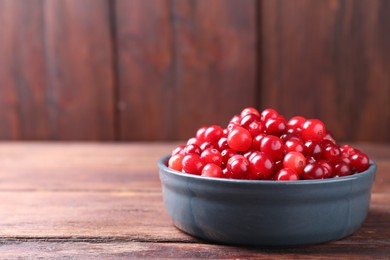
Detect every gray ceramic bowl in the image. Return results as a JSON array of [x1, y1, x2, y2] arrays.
[[158, 156, 376, 246]]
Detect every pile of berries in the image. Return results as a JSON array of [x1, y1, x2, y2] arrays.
[[167, 108, 370, 180]]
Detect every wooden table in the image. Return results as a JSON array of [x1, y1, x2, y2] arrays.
[[0, 142, 388, 259]]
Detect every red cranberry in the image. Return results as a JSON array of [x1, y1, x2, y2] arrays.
[[182, 154, 204, 175], [275, 168, 299, 181], [248, 152, 274, 180], [260, 135, 284, 161], [201, 163, 223, 178], [227, 155, 250, 179], [227, 126, 252, 152], [200, 148, 223, 166], [302, 119, 326, 142]]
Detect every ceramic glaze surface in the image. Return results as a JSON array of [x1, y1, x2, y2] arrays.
[[158, 156, 376, 246]]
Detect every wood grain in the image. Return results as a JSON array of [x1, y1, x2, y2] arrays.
[[115, 0, 257, 141], [44, 0, 116, 140], [0, 0, 49, 140], [260, 0, 390, 143]]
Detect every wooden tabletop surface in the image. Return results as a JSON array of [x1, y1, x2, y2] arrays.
[[0, 142, 388, 259]]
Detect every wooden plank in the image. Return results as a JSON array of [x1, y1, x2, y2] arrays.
[[0, 142, 178, 190], [0, 143, 387, 193], [0, 0, 49, 139], [0, 191, 193, 242], [0, 241, 389, 259], [115, 0, 257, 141], [0, 192, 388, 257], [260, 0, 390, 142], [43, 0, 115, 140]]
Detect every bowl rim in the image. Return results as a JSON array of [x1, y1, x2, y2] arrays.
[[158, 155, 376, 186]]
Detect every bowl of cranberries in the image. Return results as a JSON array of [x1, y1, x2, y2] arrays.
[[158, 108, 376, 246]]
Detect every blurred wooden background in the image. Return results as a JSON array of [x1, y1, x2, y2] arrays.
[[0, 0, 389, 142]]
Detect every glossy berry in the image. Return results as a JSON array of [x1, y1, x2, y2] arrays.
[[248, 152, 274, 180], [287, 116, 306, 130], [264, 116, 287, 136], [302, 163, 326, 180], [183, 144, 201, 155], [187, 137, 201, 146], [182, 154, 204, 175], [350, 152, 370, 172], [333, 162, 351, 177], [275, 168, 299, 181], [240, 113, 261, 129], [168, 154, 184, 171], [303, 141, 323, 159], [241, 107, 260, 117], [201, 163, 223, 178], [227, 155, 250, 179], [283, 152, 306, 174], [227, 126, 252, 152], [171, 145, 185, 156], [302, 119, 326, 142], [196, 126, 207, 143], [322, 145, 341, 163], [204, 125, 224, 143], [261, 108, 279, 121], [217, 137, 229, 151], [284, 139, 304, 153], [260, 135, 284, 161], [200, 148, 222, 166], [200, 141, 216, 151], [252, 134, 266, 150], [221, 149, 237, 165]]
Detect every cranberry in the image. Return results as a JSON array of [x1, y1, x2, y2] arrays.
[[302, 119, 326, 142], [302, 163, 326, 180], [171, 145, 185, 156], [200, 148, 223, 166], [284, 139, 304, 153], [201, 163, 223, 178], [317, 159, 333, 178], [275, 168, 299, 181], [183, 144, 201, 155], [187, 137, 201, 146], [303, 141, 322, 159], [240, 113, 261, 129], [217, 137, 229, 151], [247, 121, 263, 137], [252, 133, 266, 150], [287, 116, 306, 130], [227, 126, 252, 152], [221, 149, 237, 165], [200, 141, 216, 151], [261, 108, 279, 121], [264, 116, 287, 136], [350, 152, 370, 172], [248, 152, 274, 180], [229, 114, 241, 125], [227, 155, 250, 179], [196, 126, 207, 143], [283, 151, 306, 174], [168, 154, 184, 171], [182, 154, 204, 175], [322, 145, 341, 163], [260, 135, 284, 161], [241, 107, 260, 117], [204, 125, 224, 143], [333, 162, 351, 177]]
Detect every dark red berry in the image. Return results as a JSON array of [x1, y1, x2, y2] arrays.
[[182, 154, 204, 175], [301, 119, 326, 142]]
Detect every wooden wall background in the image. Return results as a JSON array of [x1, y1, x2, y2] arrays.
[[0, 0, 389, 142]]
